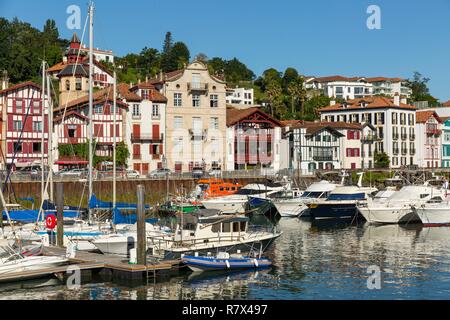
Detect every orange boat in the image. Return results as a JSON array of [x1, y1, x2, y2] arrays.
[[197, 178, 242, 199]]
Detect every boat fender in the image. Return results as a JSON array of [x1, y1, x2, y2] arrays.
[[254, 259, 259, 267], [225, 260, 230, 269]]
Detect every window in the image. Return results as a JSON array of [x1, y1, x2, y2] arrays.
[[65, 80, 70, 91], [132, 104, 140, 117], [33, 101, 40, 114], [68, 128, 76, 138], [94, 105, 103, 114], [15, 100, 23, 113], [192, 94, 200, 107], [13, 142, 22, 152], [174, 93, 182, 106], [152, 104, 159, 117], [13, 120, 22, 131], [210, 94, 218, 108], [32, 142, 41, 153], [75, 78, 82, 91], [32, 121, 42, 132], [141, 89, 149, 100], [174, 116, 183, 129], [210, 117, 219, 130], [335, 87, 343, 94]]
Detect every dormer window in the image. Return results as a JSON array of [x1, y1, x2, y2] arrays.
[[141, 89, 149, 100]]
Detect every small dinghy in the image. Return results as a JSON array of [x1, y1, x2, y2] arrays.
[[181, 252, 272, 272]]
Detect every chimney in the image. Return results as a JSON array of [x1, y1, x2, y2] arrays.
[[330, 99, 336, 106], [394, 92, 400, 106], [138, 79, 141, 84], [129, 81, 132, 88], [400, 95, 407, 104], [1, 70, 9, 90], [145, 76, 148, 82]]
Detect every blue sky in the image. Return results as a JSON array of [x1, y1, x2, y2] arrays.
[[1, 0, 449, 101]]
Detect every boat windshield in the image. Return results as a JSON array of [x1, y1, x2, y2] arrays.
[[235, 189, 267, 195], [301, 191, 324, 199], [327, 193, 366, 200]]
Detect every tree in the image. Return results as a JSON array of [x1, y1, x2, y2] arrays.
[[266, 82, 286, 118], [302, 95, 331, 121], [116, 141, 130, 167], [374, 152, 390, 168], [138, 47, 160, 78], [195, 53, 208, 62], [162, 31, 173, 54], [287, 76, 307, 115], [282, 67, 299, 91], [406, 72, 439, 105], [171, 41, 190, 69]]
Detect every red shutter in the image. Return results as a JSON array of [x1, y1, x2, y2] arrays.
[[133, 144, 140, 156], [133, 124, 140, 139], [356, 131, 360, 139], [152, 125, 160, 140], [64, 125, 69, 138], [149, 145, 153, 155], [76, 125, 81, 138], [142, 164, 149, 174], [356, 148, 360, 157], [160, 144, 163, 155]]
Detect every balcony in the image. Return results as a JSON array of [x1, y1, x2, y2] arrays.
[[426, 128, 442, 136], [410, 148, 416, 155], [313, 155, 333, 161], [187, 82, 209, 92], [392, 133, 399, 140], [131, 133, 164, 143], [401, 149, 408, 155], [393, 148, 399, 155], [361, 134, 378, 142], [189, 129, 208, 141], [133, 154, 141, 160], [132, 113, 141, 120], [152, 154, 161, 160], [401, 134, 407, 140], [410, 134, 416, 140]]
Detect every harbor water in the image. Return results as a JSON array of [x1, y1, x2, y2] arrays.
[[1, 215, 450, 300]]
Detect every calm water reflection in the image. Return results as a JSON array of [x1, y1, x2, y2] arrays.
[[2, 217, 450, 300]]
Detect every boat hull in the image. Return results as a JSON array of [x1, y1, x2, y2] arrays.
[[308, 201, 360, 220], [358, 207, 420, 224], [181, 255, 272, 272], [415, 206, 450, 227], [248, 196, 270, 208], [201, 199, 248, 214], [273, 201, 307, 218]]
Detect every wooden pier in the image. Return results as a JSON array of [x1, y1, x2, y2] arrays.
[[0, 247, 182, 284]]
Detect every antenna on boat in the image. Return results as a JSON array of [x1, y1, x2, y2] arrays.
[[41, 60, 46, 206], [88, 2, 94, 223]]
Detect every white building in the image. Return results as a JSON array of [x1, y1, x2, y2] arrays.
[[305, 76, 373, 100], [226, 87, 254, 106], [78, 45, 114, 64], [124, 82, 167, 175], [366, 77, 412, 98], [319, 95, 417, 168]]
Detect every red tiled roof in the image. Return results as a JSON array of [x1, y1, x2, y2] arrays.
[[310, 75, 366, 83], [47, 62, 65, 73], [53, 111, 88, 123], [318, 97, 415, 112], [0, 81, 41, 95], [54, 87, 128, 113], [442, 101, 450, 107], [117, 83, 142, 102], [128, 82, 167, 103], [416, 110, 442, 123], [366, 77, 404, 83], [226, 107, 283, 127]]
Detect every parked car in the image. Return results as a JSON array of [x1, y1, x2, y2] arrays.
[[191, 167, 204, 179], [126, 170, 140, 179], [59, 168, 88, 178], [148, 168, 172, 178]]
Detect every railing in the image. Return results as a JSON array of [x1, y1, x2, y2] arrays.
[[410, 134, 416, 140], [401, 134, 407, 140], [187, 82, 209, 92], [410, 148, 416, 155], [133, 154, 141, 160], [361, 135, 378, 142], [313, 156, 333, 161], [132, 114, 141, 120], [401, 149, 408, 155], [152, 154, 161, 160], [393, 148, 399, 155], [131, 133, 164, 143], [426, 128, 442, 136], [392, 133, 399, 140]]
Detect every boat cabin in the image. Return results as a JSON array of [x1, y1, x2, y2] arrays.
[[196, 178, 242, 199]]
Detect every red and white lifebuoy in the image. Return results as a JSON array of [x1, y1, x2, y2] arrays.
[[46, 214, 57, 230]]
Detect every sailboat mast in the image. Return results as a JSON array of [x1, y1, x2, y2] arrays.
[[41, 61, 46, 204], [113, 70, 116, 209], [88, 3, 94, 222], [46, 73, 53, 202]]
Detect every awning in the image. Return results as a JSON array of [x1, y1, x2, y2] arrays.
[[55, 160, 89, 165]]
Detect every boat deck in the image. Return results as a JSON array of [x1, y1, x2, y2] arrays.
[[0, 246, 182, 284]]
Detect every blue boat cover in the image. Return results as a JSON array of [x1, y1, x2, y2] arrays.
[[2, 209, 80, 223], [42, 200, 86, 212], [112, 207, 158, 225], [327, 193, 366, 201], [89, 194, 150, 210]]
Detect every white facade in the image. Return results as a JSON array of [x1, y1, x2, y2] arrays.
[[226, 87, 254, 105], [305, 77, 373, 99], [368, 78, 412, 98], [415, 112, 442, 168], [320, 98, 417, 168], [62, 45, 114, 64]]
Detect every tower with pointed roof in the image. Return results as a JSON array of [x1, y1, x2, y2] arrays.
[[58, 32, 89, 106]]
